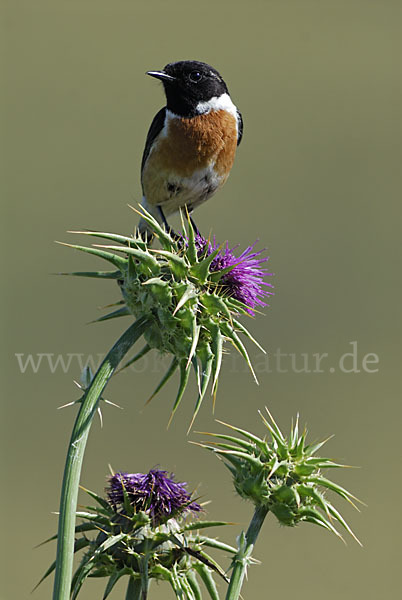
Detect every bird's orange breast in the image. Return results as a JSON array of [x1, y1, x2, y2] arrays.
[[148, 110, 238, 178]]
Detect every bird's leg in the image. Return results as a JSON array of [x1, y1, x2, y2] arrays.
[[189, 216, 200, 236], [157, 205, 170, 231], [157, 206, 181, 242]]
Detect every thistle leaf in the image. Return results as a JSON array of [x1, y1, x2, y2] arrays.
[[186, 317, 201, 370], [326, 503, 362, 546], [210, 324, 223, 399], [127, 255, 137, 281], [68, 230, 143, 248], [186, 570, 202, 600], [173, 286, 198, 316], [56, 242, 126, 269], [103, 568, 133, 599], [185, 210, 198, 265], [262, 407, 285, 441], [290, 414, 300, 447], [297, 484, 328, 513], [220, 322, 258, 384], [71, 558, 96, 600], [35, 520, 99, 547], [192, 355, 201, 394], [115, 344, 151, 374], [208, 261, 245, 282], [188, 343, 213, 432], [32, 538, 90, 591], [90, 306, 131, 323], [298, 507, 344, 541], [182, 520, 231, 532], [146, 358, 179, 405], [168, 359, 191, 428], [198, 432, 255, 453], [193, 563, 220, 600], [95, 245, 160, 275], [201, 293, 232, 320], [150, 249, 188, 279], [309, 476, 362, 508], [58, 270, 122, 279], [190, 245, 223, 285], [304, 436, 334, 456], [129, 204, 175, 251], [258, 409, 288, 452], [195, 550, 229, 583], [223, 296, 251, 315], [75, 511, 111, 525], [121, 480, 134, 516], [97, 532, 127, 553], [191, 535, 237, 554], [203, 439, 247, 454], [215, 420, 267, 453], [169, 566, 185, 598], [81, 486, 112, 512], [210, 448, 264, 469], [231, 318, 265, 353], [180, 574, 197, 600]]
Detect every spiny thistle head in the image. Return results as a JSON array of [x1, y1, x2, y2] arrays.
[[37, 468, 235, 599], [197, 408, 362, 544], [61, 207, 273, 427], [107, 469, 202, 525]]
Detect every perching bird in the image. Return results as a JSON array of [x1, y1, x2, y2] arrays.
[[139, 60, 243, 236]]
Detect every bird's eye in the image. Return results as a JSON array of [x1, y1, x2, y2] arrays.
[[189, 71, 202, 83]]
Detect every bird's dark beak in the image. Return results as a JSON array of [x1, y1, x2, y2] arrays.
[[146, 70, 176, 83]]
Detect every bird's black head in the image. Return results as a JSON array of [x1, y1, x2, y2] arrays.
[[147, 60, 229, 117]]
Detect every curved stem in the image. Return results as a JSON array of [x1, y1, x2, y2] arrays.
[[52, 316, 150, 600], [225, 505, 269, 600]]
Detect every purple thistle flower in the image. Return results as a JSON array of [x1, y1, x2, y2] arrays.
[[107, 469, 201, 524], [194, 233, 274, 315]]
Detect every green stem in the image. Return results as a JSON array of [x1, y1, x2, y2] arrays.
[[125, 577, 143, 600], [141, 581, 151, 600], [52, 316, 150, 600], [140, 548, 150, 600], [225, 505, 269, 600]]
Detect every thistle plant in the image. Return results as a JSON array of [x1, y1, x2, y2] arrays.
[[47, 203, 362, 600], [196, 408, 362, 600], [40, 468, 236, 599], [52, 208, 271, 600]]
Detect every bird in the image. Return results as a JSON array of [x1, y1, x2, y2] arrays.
[[139, 60, 243, 236]]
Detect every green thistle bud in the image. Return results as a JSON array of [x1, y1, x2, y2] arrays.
[[60, 207, 273, 427], [197, 408, 362, 544]]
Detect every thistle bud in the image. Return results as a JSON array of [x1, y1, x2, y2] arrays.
[[198, 408, 362, 544]]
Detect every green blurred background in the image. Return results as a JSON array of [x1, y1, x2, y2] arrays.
[[2, 1, 401, 598]]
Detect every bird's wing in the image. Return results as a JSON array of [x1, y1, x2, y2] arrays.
[[141, 107, 167, 180], [236, 109, 243, 146]]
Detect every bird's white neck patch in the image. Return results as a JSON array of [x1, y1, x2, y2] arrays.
[[196, 93, 237, 117]]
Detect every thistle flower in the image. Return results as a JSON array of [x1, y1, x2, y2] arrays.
[[198, 408, 362, 544], [38, 469, 235, 599], [61, 207, 273, 426], [107, 469, 202, 524], [194, 233, 273, 315]]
